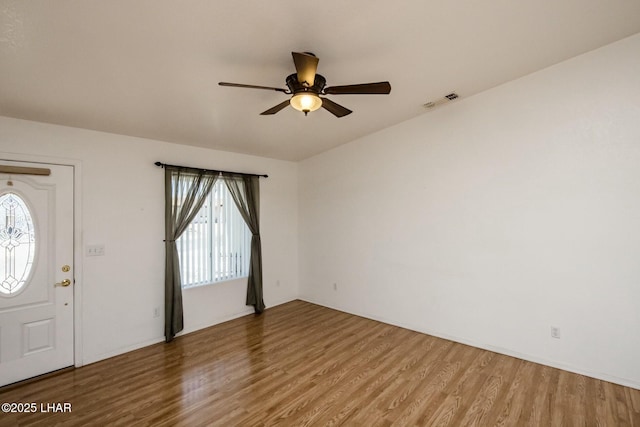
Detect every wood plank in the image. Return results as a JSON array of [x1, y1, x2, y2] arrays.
[[1, 300, 639, 426], [0, 165, 51, 176]]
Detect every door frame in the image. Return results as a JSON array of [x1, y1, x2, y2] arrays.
[[0, 152, 84, 368]]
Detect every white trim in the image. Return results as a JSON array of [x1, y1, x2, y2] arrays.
[[298, 297, 640, 391], [81, 337, 166, 366], [179, 297, 298, 337], [85, 299, 298, 365], [179, 307, 255, 336], [0, 152, 84, 368]]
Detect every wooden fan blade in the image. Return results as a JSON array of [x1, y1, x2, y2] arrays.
[[324, 82, 391, 95], [292, 52, 319, 87], [260, 100, 291, 115], [219, 82, 288, 93], [321, 98, 352, 118]]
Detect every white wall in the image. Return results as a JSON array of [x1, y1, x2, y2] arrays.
[[299, 34, 640, 388], [2, 33, 639, 390], [0, 118, 299, 364]]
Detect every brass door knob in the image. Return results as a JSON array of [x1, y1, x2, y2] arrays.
[[55, 279, 71, 287]]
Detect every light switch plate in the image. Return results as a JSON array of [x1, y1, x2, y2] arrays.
[[86, 244, 105, 256]]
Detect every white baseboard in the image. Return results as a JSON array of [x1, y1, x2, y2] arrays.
[[180, 297, 297, 335], [180, 308, 255, 336], [297, 297, 640, 391], [81, 336, 165, 366], [82, 298, 299, 366]]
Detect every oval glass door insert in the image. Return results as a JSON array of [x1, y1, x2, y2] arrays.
[[0, 193, 36, 295]]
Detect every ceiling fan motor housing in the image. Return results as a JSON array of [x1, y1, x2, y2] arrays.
[[286, 73, 326, 95]]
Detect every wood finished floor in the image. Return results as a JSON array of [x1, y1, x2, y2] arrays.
[[1, 300, 639, 426]]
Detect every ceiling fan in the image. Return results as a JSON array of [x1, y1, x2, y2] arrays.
[[219, 52, 391, 117]]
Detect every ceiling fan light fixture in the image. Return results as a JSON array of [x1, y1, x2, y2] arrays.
[[219, 52, 390, 117], [290, 92, 322, 115]]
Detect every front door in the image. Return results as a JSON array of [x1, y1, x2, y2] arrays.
[[0, 160, 74, 387]]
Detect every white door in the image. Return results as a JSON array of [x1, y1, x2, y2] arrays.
[[0, 161, 74, 387]]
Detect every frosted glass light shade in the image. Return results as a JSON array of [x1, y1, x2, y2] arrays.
[[290, 93, 322, 113]]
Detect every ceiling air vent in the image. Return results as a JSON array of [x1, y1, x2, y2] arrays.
[[423, 92, 460, 110]]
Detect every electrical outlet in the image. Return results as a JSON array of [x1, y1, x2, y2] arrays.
[[153, 307, 161, 318], [333, 283, 337, 291], [276, 280, 281, 287], [551, 326, 561, 339]]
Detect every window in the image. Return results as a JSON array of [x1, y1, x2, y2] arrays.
[[176, 180, 251, 288], [0, 193, 36, 296]]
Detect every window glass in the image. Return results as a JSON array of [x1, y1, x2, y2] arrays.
[[176, 181, 250, 287], [0, 193, 36, 296]]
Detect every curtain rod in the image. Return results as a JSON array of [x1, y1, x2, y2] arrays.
[[154, 162, 268, 178]]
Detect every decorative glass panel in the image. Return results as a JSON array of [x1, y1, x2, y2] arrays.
[[0, 193, 36, 295]]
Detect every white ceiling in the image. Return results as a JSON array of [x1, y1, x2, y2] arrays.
[[1, 1, 640, 161]]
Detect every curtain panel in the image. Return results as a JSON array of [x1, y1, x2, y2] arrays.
[[164, 167, 218, 342], [225, 175, 265, 313], [163, 167, 265, 342]]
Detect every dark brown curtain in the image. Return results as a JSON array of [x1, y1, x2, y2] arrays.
[[164, 166, 217, 342], [224, 175, 265, 313]]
